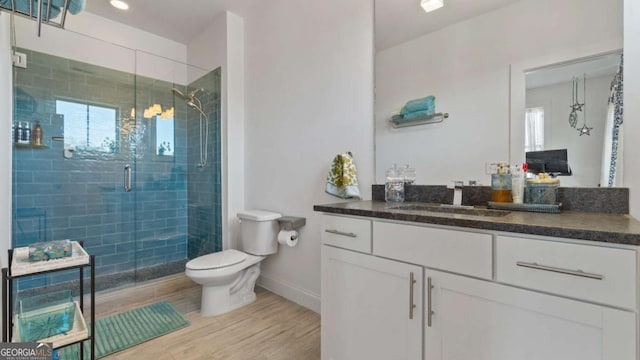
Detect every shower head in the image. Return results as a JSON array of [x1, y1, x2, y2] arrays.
[[171, 87, 204, 103]]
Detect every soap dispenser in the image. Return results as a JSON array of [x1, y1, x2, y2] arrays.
[[491, 162, 512, 203]]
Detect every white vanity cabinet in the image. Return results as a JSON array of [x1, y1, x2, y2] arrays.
[[424, 268, 636, 360], [321, 215, 423, 360], [322, 246, 423, 360], [320, 213, 639, 360]]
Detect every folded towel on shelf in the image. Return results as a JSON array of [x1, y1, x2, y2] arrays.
[[401, 95, 436, 116], [325, 152, 361, 199], [0, 0, 59, 19], [391, 109, 438, 123], [0, 0, 85, 18], [391, 114, 404, 122], [403, 109, 437, 120], [62, 0, 85, 15]]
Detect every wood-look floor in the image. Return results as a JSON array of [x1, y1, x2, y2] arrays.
[[90, 277, 320, 360]]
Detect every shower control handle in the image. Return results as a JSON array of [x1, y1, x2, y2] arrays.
[[124, 164, 132, 192]]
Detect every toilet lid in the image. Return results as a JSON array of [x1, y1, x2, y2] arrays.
[[186, 249, 248, 270]]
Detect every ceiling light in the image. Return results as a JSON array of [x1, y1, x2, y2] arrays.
[[109, 0, 129, 10], [421, 0, 444, 13]]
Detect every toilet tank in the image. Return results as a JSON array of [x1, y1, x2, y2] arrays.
[[237, 210, 282, 255]]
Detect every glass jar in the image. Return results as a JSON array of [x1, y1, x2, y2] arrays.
[[401, 165, 416, 185], [385, 165, 405, 203]]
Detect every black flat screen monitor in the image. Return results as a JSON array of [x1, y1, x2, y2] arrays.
[[526, 149, 572, 176]]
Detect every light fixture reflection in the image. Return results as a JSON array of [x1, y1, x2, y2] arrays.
[[421, 0, 444, 12]]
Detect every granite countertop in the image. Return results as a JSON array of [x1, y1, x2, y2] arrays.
[[313, 200, 640, 246]]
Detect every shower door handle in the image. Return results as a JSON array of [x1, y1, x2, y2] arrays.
[[124, 164, 132, 192]]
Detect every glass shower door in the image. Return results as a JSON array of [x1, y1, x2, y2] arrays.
[[132, 52, 222, 282], [11, 38, 222, 294], [11, 40, 139, 291]]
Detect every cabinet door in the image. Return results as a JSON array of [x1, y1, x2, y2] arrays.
[[322, 245, 423, 360], [424, 269, 636, 360]]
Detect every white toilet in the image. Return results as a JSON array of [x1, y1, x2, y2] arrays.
[[185, 210, 281, 316]]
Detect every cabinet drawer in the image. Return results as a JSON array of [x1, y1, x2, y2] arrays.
[[321, 215, 372, 253], [373, 222, 493, 279], [496, 235, 637, 309]]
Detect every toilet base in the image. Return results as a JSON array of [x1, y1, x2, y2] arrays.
[[199, 262, 261, 316]]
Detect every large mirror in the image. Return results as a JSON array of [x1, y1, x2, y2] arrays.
[[511, 51, 623, 187], [374, 0, 624, 186]]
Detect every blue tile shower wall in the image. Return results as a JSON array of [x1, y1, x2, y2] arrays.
[[187, 69, 222, 259], [12, 49, 221, 290]]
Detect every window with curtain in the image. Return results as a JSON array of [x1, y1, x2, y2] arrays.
[[524, 107, 544, 152]]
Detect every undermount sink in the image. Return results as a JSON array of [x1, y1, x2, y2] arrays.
[[390, 204, 511, 217]]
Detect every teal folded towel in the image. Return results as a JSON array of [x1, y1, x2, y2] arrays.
[[403, 109, 436, 120], [0, 0, 59, 19], [391, 114, 404, 122], [0, 0, 85, 18], [64, 0, 85, 15], [401, 95, 436, 116]]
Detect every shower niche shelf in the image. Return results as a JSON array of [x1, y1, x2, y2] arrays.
[[2, 241, 95, 359]]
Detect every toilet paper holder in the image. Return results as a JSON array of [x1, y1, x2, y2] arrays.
[[278, 216, 306, 231]]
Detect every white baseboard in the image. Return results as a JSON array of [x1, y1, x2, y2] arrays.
[[257, 275, 320, 314]]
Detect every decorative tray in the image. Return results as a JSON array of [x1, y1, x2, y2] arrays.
[[11, 241, 89, 277], [487, 202, 562, 214]]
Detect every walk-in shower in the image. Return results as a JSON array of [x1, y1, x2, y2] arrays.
[[171, 87, 209, 168], [11, 40, 222, 295]]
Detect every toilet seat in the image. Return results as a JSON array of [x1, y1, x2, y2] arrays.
[[186, 249, 248, 270]]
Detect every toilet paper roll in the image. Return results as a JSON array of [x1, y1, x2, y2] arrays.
[[277, 230, 299, 247]]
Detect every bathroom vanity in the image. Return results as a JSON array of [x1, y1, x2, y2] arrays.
[[314, 199, 640, 360]]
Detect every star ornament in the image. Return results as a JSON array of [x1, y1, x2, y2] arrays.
[[578, 124, 593, 136], [570, 102, 585, 112]]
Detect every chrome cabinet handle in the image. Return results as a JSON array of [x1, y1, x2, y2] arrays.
[[427, 277, 434, 327], [516, 261, 604, 280], [409, 272, 416, 319], [124, 164, 132, 192], [324, 229, 357, 238]]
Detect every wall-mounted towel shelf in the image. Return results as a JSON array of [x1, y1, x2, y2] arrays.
[[390, 112, 449, 128], [0, 0, 78, 36]]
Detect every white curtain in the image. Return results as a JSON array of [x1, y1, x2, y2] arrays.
[[600, 55, 624, 187], [524, 107, 544, 152]]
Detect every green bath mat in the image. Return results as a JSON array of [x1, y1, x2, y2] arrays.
[[58, 300, 190, 359]]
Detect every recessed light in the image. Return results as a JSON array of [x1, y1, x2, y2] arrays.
[[421, 0, 444, 13], [109, 0, 129, 10]]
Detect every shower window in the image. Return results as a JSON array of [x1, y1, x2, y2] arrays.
[[57, 99, 119, 153], [155, 115, 174, 156]]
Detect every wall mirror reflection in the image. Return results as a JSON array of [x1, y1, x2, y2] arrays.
[[374, 0, 623, 186], [523, 52, 623, 187], [510, 44, 624, 188]]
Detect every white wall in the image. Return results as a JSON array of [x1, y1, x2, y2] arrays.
[[625, 0, 640, 218], [376, 0, 623, 185], [526, 74, 612, 187], [237, 0, 375, 312], [187, 12, 246, 251]]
